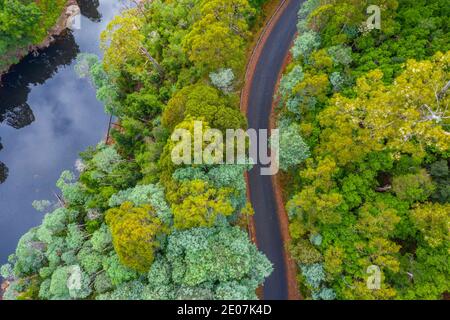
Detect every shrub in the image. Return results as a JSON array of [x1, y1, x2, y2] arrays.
[[291, 31, 321, 61], [209, 68, 235, 94], [301, 263, 326, 289], [328, 45, 353, 66], [392, 170, 436, 204]]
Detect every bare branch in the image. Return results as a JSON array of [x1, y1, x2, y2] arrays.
[[140, 46, 165, 77], [438, 80, 450, 100]]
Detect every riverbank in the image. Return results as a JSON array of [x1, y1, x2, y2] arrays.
[[0, 0, 80, 81], [0, 0, 118, 300], [0, 281, 8, 300]]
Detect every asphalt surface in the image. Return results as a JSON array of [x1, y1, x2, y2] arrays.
[[247, 0, 302, 300]]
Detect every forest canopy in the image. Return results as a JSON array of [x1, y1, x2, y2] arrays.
[[1, 0, 274, 300], [2, 0, 448, 301], [276, 0, 449, 300], [0, 0, 67, 72]]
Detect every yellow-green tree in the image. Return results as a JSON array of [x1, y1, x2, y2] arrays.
[[168, 179, 235, 229], [162, 84, 245, 132], [411, 202, 450, 248], [318, 52, 450, 166], [105, 202, 167, 273], [183, 0, 254, 73], [100, 9, 163, 79], [308, 0, 398, 43]]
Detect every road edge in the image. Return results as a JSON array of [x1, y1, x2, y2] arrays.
[[240, 0, 301, 301], [270, 48, 303, 301]]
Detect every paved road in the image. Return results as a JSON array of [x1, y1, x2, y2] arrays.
[[247, 0, 302, 300]]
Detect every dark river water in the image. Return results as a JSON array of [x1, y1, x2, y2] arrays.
[[0, 0, 122, 265]]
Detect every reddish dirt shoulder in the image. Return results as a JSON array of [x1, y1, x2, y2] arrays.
[[240, 0, 301, 301], [270, 51, 302, 300]]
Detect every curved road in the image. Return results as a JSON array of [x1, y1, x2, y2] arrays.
[[247, 0, 302, 300]]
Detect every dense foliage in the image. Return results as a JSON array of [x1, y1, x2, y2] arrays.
[[2, 0, 274, 300], [0, 0, 67, 72], [276, 0, 449, 299]]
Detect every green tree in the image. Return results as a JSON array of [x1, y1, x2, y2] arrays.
[[100, 9, 163, 79], [0, 0, 41, 51], [105, 202, 168, 273], [102, 253, 138, 286], [277, 124, 310, 171], [48, 265, 92, 299], [392, 170, 436, 204], [168, 180, 235, 229], [162, 84, 245, 132], [183, 0, 253, 73], [411, 203, 450, 248], [165, 226, 272, 287]]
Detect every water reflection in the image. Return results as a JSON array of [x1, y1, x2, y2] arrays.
[[0, 0, 108, 185], [0, 33, 79, 126], [0, 139, 5, 184], [1, 105, 35, 130], [0, 0, 104, 133], [0, 0, 121, 265], [78, 0, 102, 22], [0, 33, 79, 184], [0, 162, 7, 184]]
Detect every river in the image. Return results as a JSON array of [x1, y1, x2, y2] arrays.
[[0, 0, 122, 265]]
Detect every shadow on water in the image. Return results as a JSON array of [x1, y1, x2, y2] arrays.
[[0, 137, 6, 183], [0, 0, 118, 267], [0, 32, 79, 184], [78, 0, 102, 22], [0, 0, 103, 128], [0, 0, 103, 185], [0, 33, 79, 128], [0, 0, 103, 126]]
